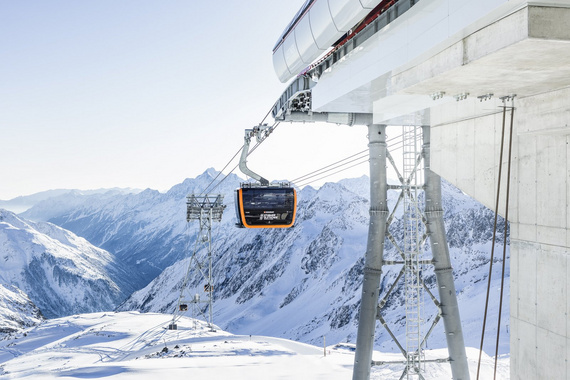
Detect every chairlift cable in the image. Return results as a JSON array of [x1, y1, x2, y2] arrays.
[[258, 106, 275, 126], [207, 163, 240, 194]]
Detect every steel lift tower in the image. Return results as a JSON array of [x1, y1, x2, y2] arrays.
[[352, 124, 469, 380], [272, 105, 470, 379], [169, 194, 225, 331]]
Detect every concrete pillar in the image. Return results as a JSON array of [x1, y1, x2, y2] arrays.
[[423, 125, 470, 380], [352, 124, 389, 380]]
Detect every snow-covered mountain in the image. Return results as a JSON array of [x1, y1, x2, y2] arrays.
[[18, 169, 509, 357], [21, 169, 242, 289], [0, 284, 43, 335], [0, 210, 132, 318], [0, 188, 140, 214]]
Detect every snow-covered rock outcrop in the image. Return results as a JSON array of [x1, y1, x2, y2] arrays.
[[0, 284, 43, 334]]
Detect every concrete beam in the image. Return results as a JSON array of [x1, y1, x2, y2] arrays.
[[376, 5, 570, 123]]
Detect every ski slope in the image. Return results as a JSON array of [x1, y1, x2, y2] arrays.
[[0, 311, 508, 379]]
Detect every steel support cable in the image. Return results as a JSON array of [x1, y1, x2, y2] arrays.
[[200, 122, 281, 195], [494, 101, 515, 379], [207, 163, 240, 194], [258, 106, 274, 126], [386, 133, 404, 146], [295, 158, 369, 187], [295, 146, 404, 188], [199, 145, 244, 196], [203, 124, 403, 194], [476, 102, 509, 380], [291, 134, 403, 187], [293, 153, 370, 184], [213, 134, 265, 188], [291, 149, 369, 183], [295, 158, 370, 187]]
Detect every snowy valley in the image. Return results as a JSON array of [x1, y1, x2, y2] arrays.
[[0, 210, 133, 319]]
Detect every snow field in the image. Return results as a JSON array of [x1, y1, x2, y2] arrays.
[[0, 311, 508, 379], [0, 311, 353, 379]]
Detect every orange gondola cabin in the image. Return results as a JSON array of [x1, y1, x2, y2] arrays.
[[235, 184, 297, 228]]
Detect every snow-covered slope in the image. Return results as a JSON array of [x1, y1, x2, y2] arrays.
[[0, 284, 43, 334], [0, 311, 509, 379], [0, 210, 132, 318]]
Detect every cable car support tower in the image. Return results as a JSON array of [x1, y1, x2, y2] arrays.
[[274, 106, 469, 379], [353, 124, 469, 380], [169, 194, 225, 331]]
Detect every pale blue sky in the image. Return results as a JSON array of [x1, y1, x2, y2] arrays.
[[0, 1, 369, 199]]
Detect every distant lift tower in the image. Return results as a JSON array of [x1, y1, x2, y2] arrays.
[[352, 125, 469, 380], [169, 194, 225, 331]]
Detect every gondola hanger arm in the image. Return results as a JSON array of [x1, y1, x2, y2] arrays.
[[239, 125, 272, 186]]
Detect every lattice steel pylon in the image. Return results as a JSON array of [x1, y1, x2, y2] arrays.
[[168, 194, 225, 331], [353, 124, 469, 380]]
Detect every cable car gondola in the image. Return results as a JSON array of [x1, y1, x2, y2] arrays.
[[235, 183, 297, 228], [235, 125, 297, 229]]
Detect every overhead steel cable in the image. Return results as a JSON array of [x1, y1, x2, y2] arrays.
[[194, 94, 282, 197], [292, 133, 405, 188], [199, 145, 244, 196], [290, 133, 404, 187], [293, 153, 369, 185], [291, 149, 369, 183], [206, 162, 240, 194], [200, 124, 404, 195], [258, 106, 274, 127], [296, 157, 370, 187], [199, 122, 281, 195]]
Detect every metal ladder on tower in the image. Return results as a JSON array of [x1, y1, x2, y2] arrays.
[[402, 125, 425, 379]]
